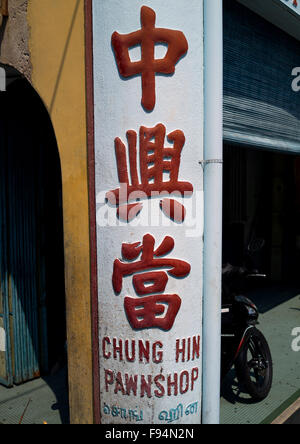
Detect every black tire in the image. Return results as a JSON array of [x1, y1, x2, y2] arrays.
[[235, 328, 273, 401]]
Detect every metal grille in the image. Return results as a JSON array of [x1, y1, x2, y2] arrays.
[[0, 88, 48, 386]]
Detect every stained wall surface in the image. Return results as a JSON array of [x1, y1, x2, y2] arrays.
[[0, 0, 93, 424]]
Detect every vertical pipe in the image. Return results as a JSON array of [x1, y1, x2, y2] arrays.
[[202, 0, 223, 425]]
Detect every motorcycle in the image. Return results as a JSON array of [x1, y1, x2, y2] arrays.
[[221, 239, 273, 401]]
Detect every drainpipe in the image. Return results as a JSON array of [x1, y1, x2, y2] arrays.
[[202, 0, 223, 425]]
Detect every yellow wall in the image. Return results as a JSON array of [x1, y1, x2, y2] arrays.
[[28, 0, 93, 424]]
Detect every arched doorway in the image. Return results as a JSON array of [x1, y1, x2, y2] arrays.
[[0, 64, 66, 387]]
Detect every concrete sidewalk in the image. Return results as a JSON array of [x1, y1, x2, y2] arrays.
[[221, 286, 300, 424], [0, 367, 69, 424]]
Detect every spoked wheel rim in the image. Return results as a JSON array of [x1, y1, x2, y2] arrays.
[[247, 337, 270, 388]]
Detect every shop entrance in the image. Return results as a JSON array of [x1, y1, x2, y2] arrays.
[[223, 145, 300, 284], [0, 66, 67, 392], [221, 144, 300, 424]]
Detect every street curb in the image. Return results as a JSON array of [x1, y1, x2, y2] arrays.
[[260, 389, 300, 424]]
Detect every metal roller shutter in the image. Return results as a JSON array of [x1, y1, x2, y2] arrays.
[[224, 0, 300, 153]]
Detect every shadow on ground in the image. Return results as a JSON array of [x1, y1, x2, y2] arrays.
[[221, 369, 258, 406], [42, 366, 70, 424], [245, 284, 300, 314], [0, 366, 69, 424]]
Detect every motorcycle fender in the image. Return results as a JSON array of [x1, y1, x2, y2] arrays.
[[234, 326, 255, 361]]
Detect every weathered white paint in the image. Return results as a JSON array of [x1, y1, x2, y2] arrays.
[[93, 0, 204, 424], [0, 327, 6, 352], [279, 0, 300, 15]]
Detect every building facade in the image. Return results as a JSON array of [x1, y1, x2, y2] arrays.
[[0, 0, 93, 424], [0, 0, 300, 425]]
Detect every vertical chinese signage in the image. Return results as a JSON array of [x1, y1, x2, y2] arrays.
[[92, 0, 204, 424]]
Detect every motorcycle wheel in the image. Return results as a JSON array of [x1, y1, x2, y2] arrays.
[[235, 328, 273, 401]]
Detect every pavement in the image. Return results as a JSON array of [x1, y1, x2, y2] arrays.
[[0, 366, 69, 424], [221, 285, 300, 424]]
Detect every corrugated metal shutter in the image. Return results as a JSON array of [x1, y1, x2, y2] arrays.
[[6, 125, 41, 384], [0, 73, 49, 386], [224, 0, 300, 153], [0, 127, 13, 387]]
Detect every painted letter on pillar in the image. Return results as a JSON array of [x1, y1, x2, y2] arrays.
[[93, 0, 204, 424]]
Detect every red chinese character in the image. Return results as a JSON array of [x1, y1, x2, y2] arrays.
[[111, 6, 188, 111], [124, 294, 182, 331], [106, 124, 193, 223], [113, 234, 190, 331]]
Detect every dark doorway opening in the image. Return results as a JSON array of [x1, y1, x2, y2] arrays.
[[221, 144, 300, 423], [0, 65, 68, 423], [223, 144, 300, 285]]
